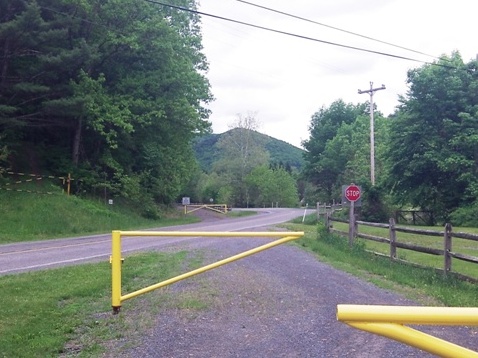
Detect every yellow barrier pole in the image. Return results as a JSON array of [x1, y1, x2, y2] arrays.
[[337, 305, 478, 325], [118, 231, 302, 238], [120, 234, 302, 302], [337, 305, 478, 357], [111, 230, 122, 313], [345, 322, 478, 358]]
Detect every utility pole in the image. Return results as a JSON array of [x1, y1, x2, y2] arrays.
[[358, 82, 386, 186]]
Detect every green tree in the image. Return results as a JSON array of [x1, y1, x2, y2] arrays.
[[302, 100, 367, 200], [246, 165, 298, 207], [0, 0, 212, 209], [385, 52, 478, 219], [214, 113, 269, 207]]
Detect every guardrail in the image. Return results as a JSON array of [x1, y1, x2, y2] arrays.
[[337, 304, 478, 357], [111, 230, 304, 313]]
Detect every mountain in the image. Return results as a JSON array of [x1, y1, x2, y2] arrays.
[[193, 129, 305, 172]]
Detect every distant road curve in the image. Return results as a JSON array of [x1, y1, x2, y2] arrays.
[[0, 208, 310, 276]]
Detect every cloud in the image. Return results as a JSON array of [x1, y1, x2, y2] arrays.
[[199, 0, 477, 148]]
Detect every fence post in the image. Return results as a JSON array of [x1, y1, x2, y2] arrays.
[[444, 223, 452, 275], [389, 217, 397, 260], [325, 212, 330, 232], [348, 201, 356, 247]]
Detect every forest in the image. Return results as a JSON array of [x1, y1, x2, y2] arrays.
[[1, 1, 477, 225]]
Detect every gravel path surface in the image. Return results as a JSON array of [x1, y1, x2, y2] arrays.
[[112, 213, 478, 357]]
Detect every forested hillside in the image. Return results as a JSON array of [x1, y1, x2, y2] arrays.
[[0, 0, 211, 218], [186, 114, 301, 208], [193, 129, 305, 173]]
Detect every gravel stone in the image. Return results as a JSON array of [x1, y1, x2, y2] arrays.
[[110, 215, 478, 357]]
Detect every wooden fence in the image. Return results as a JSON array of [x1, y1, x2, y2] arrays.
[[325, 214, 478, 281]]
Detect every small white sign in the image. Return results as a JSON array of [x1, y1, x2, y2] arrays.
[[108, 199, 113, 205]]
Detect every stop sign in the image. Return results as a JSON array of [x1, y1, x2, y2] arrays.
[[345, 184, 361, 202]]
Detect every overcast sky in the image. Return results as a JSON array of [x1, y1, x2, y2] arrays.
[[198, 0, 476, 148]]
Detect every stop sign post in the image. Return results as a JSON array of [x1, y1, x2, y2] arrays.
[[345, 184, 361, 202], [343, 184, 361, 247]]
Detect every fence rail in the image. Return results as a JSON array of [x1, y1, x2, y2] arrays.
[[325, 214, 478, 280]]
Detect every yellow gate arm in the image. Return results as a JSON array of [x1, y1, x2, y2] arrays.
[[337, 304, 478, 357], [112, 230, 303, 313]]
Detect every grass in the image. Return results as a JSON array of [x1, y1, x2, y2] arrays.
[[330, 221, 478, 280], [283, 218, 478, 308], [0, 191, 225, 356], [0, 250, 211, 357], [226, 210, 257, 218], [2, 195, 478, 355], [0, 190, 199, 244], [3, 221, 478, 356]]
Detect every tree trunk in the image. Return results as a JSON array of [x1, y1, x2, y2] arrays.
[[72, 117, 82, 166]]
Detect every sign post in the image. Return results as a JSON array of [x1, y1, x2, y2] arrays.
[[344, 184, 361, 247]]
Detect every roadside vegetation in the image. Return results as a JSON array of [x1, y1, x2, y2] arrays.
[[331, 220, 478, 280], [0, 192, 252, 356], [0, 190, 198, 244], [286, 216, 478, 307], [0, 251, 206, 357]]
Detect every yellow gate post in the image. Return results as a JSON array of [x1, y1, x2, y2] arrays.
[[111, 230, 122, 313]]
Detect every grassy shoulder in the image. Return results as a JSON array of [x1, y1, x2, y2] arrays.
[[283, 218, 478, 308], [0, 250, 210, 357], [330, 221, 478, 280], [226, 210, 257, 218], [0, 191, 199, 244]]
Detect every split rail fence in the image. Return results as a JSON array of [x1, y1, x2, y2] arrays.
[[325, 214, 478, 281]]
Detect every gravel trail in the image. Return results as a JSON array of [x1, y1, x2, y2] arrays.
[[112, 214, 478, 357]]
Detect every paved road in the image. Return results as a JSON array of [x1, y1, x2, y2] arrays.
[[0, 208, 308, 276]]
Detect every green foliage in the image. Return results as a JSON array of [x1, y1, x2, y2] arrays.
[[301, 52, 478, 220], [212, 116, 270, 207], [0, 0, 212, 210], [0, 189, 197, 244], [450, 203, 478, 227], [359, 183, 391, 223], [193, 130, 305, 173], [191, 119, 302, 207], [385, 53, 478, 220], [302, 100, 369, 200], [246, 165, 299, 207]]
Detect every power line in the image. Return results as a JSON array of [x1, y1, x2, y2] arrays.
[[144, 0, 447, 67], [236, 0, 441, 62]]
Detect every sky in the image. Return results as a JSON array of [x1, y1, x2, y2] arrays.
[[197, 0, 477, 148]]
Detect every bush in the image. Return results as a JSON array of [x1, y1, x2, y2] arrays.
[[450, 203, 478, 227], [359, 184, 391, 223]]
